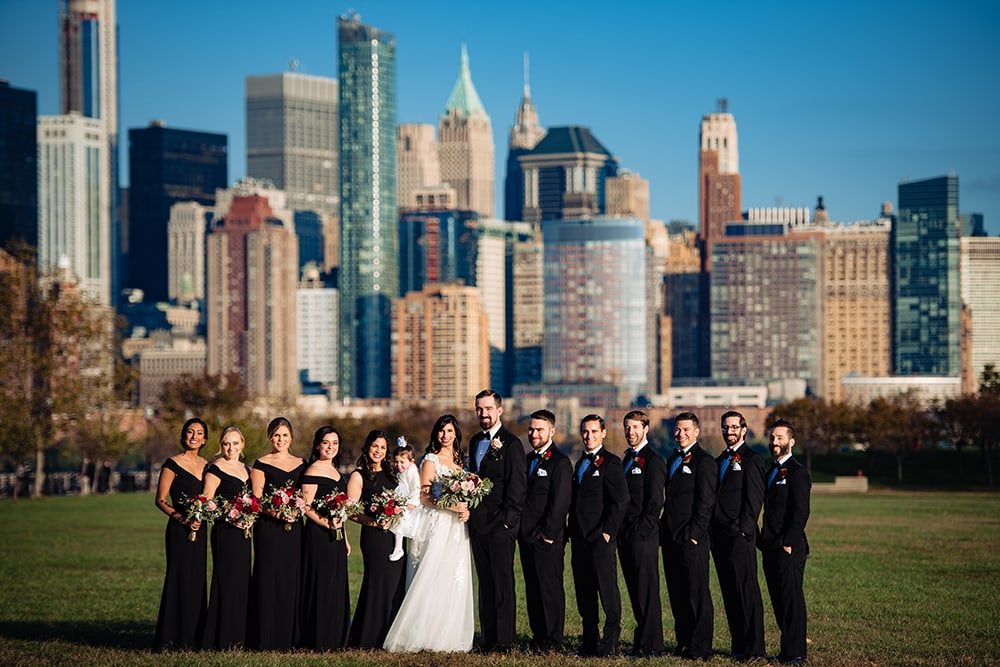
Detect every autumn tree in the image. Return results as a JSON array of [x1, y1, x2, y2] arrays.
[[858, 391, 937, 484], [0, 245, 120, 496], [766, 397, 857, 473]]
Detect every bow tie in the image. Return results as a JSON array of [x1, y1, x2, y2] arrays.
[[675, 448, 684, 456], [724, 448, 736, 457], [586, 451, 599, 460], [481, 431, 491, 440]]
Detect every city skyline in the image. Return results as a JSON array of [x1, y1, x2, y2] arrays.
[[2, 0, 998, 234]]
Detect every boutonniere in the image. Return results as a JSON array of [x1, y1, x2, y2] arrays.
[[541, 449, 552, 461], [779, 468, 788, 480], [730, 453, 741, 465], [682, 452, 692, 465], [593, 455, 604, 467], [634, 456, 646, 468], [490, 437, 503, 452]]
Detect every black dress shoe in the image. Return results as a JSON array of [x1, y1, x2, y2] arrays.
[[779, 656, 806, 665]]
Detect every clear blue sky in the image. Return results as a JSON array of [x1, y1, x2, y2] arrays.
[[3, 0, 999, 233]]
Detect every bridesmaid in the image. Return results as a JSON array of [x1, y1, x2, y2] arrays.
[[299, 425, 352, 651], [200, 426, 252, 650], [250, 416, 307, 651], [153, 418, 210, 651], [347, 429, 406, 649]]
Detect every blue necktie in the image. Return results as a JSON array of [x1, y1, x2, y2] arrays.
[[623, 448, 636, 473], [475, 432, 490, 469], [719, 448, 734, 482], [576, 455, 591, 483], [528, 451, 541, 477], [767, 464, 780, 486], [669, 449, 684, 479]]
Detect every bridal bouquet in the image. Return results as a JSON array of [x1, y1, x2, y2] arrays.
[[222, 485, 261, 538], [431, 469, 493, 509], [312, 491, 362, 540], [368, 488, 409, 531], [263, 481, 306, 531], [182, 494, 222, 542]]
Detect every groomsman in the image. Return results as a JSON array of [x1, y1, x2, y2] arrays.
[[759, 419, 811, 666], [519, 409, 572, 653], [618, 410, 666, 657], [569, 414, 628, 657], [711, 410, 766, 661], [467, 389, 526, 653], [661, 411, 717, 661]]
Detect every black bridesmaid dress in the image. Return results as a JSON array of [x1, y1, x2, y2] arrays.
[[200, 464, 252, 650], [250, 459, 306, 651], [298, 474, 350, 651], [347, 468, 406, 649], [153, 458, 208, 651]]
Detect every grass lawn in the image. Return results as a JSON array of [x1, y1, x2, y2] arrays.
[[0, 491, 998, 666]]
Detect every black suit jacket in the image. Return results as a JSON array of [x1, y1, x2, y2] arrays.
[[712, 443, 766, 541], [520, 444, 572, 542], [621, 444, 666, 542], [569, 447, 628, 544], [662, 443, 717, 545], [758, 455, 810, 553], [468, 424, 527, 536]]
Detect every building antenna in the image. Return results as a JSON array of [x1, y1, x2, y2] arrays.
[[523, 51, 531, 98]]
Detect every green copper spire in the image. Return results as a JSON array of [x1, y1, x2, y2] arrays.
[[442, 44, 486, 119]]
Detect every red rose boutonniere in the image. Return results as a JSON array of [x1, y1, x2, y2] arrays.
[[730, 453, 742, 465], [634, 456, 646, 468], [541, 449, 552, 461], [594, 455, 604, 467], [683, 452, 692, 465], [779, 468, 788, 480]]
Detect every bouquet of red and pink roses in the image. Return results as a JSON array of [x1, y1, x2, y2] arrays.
[[431, 469, 493, 509], [368, 488, 409, 531], [183, 494, 222, 542], [222, 485, 261, 538], [312, 491, 362, 540], [263, 481, 306, 531]]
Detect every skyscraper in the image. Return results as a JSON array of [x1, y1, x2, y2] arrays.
[[206, 193, 299, 398], [504, 54, 546, 222], [438, 46, 494, 220], [960, 235, 999, 391], [37, 114, 111, 304], [398, 209, 478, 296], [59, 0, 118, 294], [518, 126, 619, 224], [297, 264, 338, 394], [166, 201, 212, 306], [0, 81, 37, 249], [542, 216, 649, 401], [338, 13, 398, 398], [698, 102, 741, 261], [127, 122, 227, 303], [894, 175, 961, 377], [391, 282, 489, 406], [820, 218, 892, 401], [396, 123, 440, 211], [709, 221, 822, 393], [246, 72, 339, 216]]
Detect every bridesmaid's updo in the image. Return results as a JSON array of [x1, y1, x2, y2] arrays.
[[266, 416, 293, 440]]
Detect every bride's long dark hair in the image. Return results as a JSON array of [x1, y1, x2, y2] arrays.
[[426, 414, 464, 467]]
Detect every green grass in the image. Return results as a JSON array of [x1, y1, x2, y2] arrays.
[[1, 492, 999, 666]]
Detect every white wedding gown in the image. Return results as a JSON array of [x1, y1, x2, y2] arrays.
[[383, 453, 474, 652]]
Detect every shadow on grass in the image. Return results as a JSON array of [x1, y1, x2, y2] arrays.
[[0, 620, 155, 650]]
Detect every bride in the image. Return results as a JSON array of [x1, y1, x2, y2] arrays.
[[383, 414, 474, 652]]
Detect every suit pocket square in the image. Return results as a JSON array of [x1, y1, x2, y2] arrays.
[[592, 470, 600, 477], [682, 466, 692, 474], [630, 467, 642, 475], [536, 468, 548, 477], [732, 463, 742, 471], [776, 479, 787, 485]]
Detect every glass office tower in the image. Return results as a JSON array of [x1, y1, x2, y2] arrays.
[[337, 14, 397, 398]]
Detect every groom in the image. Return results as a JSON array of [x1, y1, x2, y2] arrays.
[[468, 389, 526, 653]]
